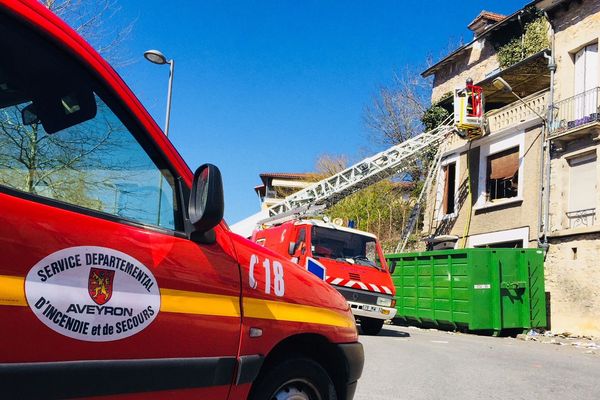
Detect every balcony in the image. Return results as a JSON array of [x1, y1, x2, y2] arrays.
[[486, 89, 549, 133], [566, 208, 596, 229], [549, 87, 600, 141]]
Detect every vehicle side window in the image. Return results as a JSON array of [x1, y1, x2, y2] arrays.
[[295, 228, 306, 255], [0, 16, 179, 230]]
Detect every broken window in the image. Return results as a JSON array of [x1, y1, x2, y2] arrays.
[[442, 162, 456, 214], [486, 146, 519, 201]]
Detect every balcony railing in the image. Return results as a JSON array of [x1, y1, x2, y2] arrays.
[[549, 87, 600, 136], [486, 89, 548, 132], [566, 208, 596, 229]]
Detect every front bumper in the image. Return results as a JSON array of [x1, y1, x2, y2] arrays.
[[348, 301, 397, 320], [336, 342, 364, 400]]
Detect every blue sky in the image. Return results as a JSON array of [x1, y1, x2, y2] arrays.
[[114, 0, 524, 224]]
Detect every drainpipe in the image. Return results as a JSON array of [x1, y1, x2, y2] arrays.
[[539, 12, 556, 249], [518, 13, 525, 61]]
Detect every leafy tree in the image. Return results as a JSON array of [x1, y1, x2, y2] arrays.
[[311, 154, 416, 252]]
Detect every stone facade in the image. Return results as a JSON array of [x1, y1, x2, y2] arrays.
[[552, 0, 600, 103], [431, 38, 500, 103], [545, 232, 600, 336], [422, 124, 543, 249], [423, 0, 600, 336], [544, 0, 600, 337]]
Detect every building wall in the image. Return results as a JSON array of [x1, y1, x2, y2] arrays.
[[424, 1, 600, 336], [548, 137, 600, 231], [545, 232, 600, 337], [423, 124, 543, 248], [552, 0, 600, 103], [431, 37, 500, 103], [544, 0, 600, 337]]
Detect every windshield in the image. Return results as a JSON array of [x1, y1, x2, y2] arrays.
[[311, 226, 381, 268]]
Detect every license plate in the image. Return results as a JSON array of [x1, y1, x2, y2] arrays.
[[362, 305, 379, 312]]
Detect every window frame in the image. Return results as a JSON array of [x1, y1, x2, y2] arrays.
[[475, 130, 525, 210], [436, 153, 460, 220], [485, 146, 520, 201], [468, 227, 530, 248], [573, 42, 598, 96], [0, 10, 187, 237]]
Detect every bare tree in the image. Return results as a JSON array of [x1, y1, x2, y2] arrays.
[[314, 154, 347, 177], [40, 0, 135, 66], [0, 103, 134, 208], [364, 67, 431, 148], [0, 2, 141, 213]]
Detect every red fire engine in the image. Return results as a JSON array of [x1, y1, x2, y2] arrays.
[[253, 219, 397, 335], [0, 1, 363, 399]]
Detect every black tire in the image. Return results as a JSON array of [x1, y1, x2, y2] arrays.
[[249, 357, 337, 400], [360, 317, 384, 335]]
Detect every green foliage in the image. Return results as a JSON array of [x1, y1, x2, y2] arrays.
[[497, 17, 549, 69], [421, 105, 450, 131], [325, 180, 416, 253], [522, 17, 549, 56]]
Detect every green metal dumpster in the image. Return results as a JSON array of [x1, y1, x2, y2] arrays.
[[385, 248, 547, 334]]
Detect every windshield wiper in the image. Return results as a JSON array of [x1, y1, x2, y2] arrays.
[[351, 256, 381, 269]]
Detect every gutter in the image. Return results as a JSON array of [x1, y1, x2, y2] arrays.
[[422, 8, 528, 78], [539, 11, 556, 249], [422, 0, 568, 78]]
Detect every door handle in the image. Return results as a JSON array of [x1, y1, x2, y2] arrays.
[[500, 281, 526, 290]]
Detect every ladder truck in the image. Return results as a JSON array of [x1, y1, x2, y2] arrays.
[[247, 81, 485, 335]]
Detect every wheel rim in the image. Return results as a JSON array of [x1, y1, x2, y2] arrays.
[[272, 378, 322, 400]]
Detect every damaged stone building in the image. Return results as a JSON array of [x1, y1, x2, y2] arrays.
[[421, 0, 600, 336]]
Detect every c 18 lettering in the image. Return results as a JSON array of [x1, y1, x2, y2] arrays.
[[249, 254, 285, 297]]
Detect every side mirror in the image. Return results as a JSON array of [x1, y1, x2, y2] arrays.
[[288, 242, 296, 255], [188, 164, 224, 235], [388, 260, 397, 274]]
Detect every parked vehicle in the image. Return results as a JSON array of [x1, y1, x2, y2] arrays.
[[0, 1, 363, 399], [253, 219, 397, 335]]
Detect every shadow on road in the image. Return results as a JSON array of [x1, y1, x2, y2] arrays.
[[375, 327, 410, 338]]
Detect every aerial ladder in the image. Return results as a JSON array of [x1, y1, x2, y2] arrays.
[[254, 80, 486, 247]]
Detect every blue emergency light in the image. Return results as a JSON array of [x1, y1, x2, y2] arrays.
[[306, 258, 326, 280]]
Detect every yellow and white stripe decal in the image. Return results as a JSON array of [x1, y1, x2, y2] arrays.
[[0, 275, 353, 328], [243, 297, 354, 328], [0, 275, 28, 306]]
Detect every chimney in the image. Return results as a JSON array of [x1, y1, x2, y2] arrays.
[[468, 11, 506, 37]]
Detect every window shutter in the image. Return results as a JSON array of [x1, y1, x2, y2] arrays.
[[489, 148, 519, 180], [584, 43, 598, 91], [569, 155, 597, 212], [442, 165, 450, 213], [575, 47, 586, 96]]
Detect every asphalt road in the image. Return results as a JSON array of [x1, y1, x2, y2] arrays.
[[353, 324, 600, 400]]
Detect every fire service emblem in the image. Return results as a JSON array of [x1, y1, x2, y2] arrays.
[[88, 267, 115, 305], [25, 246, 160, 341]]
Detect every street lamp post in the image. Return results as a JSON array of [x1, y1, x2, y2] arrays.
[[144, 49, 174, 136], [144, 49, 174, 227]]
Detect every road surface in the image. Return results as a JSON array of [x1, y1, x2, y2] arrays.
[[354, 324, 600, 400]]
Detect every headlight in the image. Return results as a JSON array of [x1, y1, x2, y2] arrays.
[[376, 297, 392, 307]]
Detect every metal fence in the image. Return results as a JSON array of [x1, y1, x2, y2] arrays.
[[566, 208, 596, 229], [550, 87, 600, 136]]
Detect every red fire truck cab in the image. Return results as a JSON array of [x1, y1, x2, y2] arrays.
[[253, 219, 397, 335], [0, 1, 363, 399]]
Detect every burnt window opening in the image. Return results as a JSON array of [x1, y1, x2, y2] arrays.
[[442, 162, 456, 214], [486, 146, 519, 201]]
